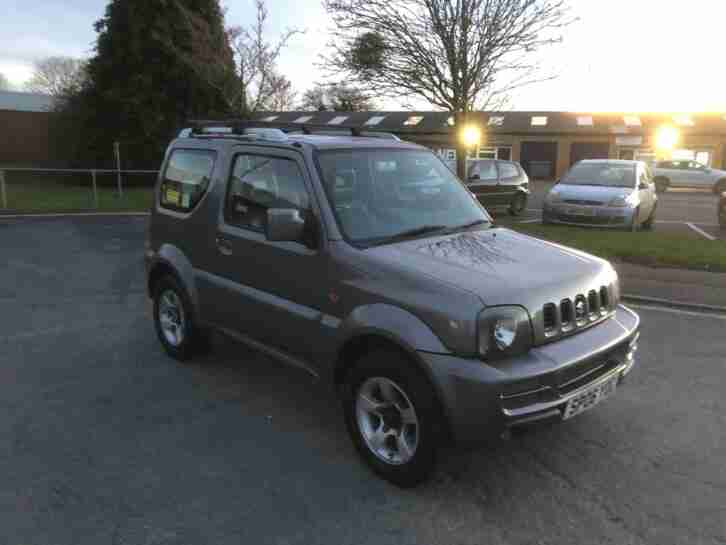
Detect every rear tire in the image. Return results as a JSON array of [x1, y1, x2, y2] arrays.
[[629, 208, 640, 232], [508, 193, 527, 216], [343, 349, 444, 488], [153, 275, 211, 361], [715, 179, 726, 195]]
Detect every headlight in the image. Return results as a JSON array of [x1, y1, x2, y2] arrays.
[[478, 306, 533, 360], [609, 195, 636, 207], [546, 191, 562, 204]]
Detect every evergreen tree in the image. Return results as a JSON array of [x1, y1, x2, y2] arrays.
[[63, 0, 235, 167]]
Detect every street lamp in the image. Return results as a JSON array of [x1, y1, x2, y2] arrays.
[[655, 125, 679, 152], [461, 125, 481, 149]]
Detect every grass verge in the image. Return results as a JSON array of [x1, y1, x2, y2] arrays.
[[2, 177, 153, 213], [502, 221, 726, 272]]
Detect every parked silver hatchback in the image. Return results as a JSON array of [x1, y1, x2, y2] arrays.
[[145, 123, 640, 487], [543, 160, 658, 231]]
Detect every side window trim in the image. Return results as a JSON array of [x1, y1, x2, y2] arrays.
[[158, 148, 217, 215]]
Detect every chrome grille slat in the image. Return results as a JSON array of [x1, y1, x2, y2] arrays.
[[541, 284, 613, 341]]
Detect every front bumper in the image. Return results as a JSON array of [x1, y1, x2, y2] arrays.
[[543, 204, 636, 227], [419, 305, 640, 445]]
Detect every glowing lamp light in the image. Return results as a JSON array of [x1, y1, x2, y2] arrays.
[[461, 125, 481, 148], [655, 125, 679, 151]]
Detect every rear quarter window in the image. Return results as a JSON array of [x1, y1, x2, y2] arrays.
[[498, 162, 520, 179], [159, 149, 216, 213]]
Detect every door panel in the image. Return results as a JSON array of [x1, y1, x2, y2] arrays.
[[200, 148, 334, 365]]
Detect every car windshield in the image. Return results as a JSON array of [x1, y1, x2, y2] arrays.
[[561, 163, 636, 188], [317, 149, 490, 246]]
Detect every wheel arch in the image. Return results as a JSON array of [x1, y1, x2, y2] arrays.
[[147, 244, 199, 311], [333, 330, 455, 442]]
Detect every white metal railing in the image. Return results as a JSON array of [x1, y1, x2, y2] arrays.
[[0, 168, 158, 210]]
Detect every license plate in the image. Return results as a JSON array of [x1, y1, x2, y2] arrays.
[[563, 376, 618, 420]]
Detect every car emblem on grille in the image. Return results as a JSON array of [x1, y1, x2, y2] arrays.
[[575, 300, 586, 319]]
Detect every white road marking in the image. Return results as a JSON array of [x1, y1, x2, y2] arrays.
[[627, 303, 726, 321], [685, 222, 716, 241], [519, 219, 541, 223]]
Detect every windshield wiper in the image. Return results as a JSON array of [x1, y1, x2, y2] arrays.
[[375, 224, 449, 244], [445, 219, 491, 232]]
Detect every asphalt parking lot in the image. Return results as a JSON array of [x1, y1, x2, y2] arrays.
[[1, 216, 725, 545], [521, 181, 723, 239]]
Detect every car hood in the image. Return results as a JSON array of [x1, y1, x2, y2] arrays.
[[365, 228, 616, 310], [550, 184, 632, 203]]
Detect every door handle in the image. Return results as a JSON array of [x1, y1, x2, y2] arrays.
[[216, 236, 233, 256]]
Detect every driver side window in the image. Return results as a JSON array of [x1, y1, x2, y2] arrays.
[[224, 154, 310, 232]]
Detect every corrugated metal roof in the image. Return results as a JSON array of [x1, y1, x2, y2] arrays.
[[253, 110, 726, 135], [0, 91, 55, 113]]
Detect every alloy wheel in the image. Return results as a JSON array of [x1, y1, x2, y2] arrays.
[[355, 377, 419, 465]]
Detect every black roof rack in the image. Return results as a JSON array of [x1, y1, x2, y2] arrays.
[[183, 119, 401, 141]]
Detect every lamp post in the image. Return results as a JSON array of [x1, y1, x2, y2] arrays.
[[655, 125, 679, 158], [459, 125, 481, 178]]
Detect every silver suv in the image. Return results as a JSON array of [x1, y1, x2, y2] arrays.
[[145, 123, 640, 487]]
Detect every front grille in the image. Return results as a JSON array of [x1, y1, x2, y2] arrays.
[[563, 199, 605, 206], [542, 284, 614, 340]]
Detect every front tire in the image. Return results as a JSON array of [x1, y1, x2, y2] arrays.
[[343, 350, 444, 487], [655, 177, 669, 194], [153, 275, 211, 361], [642, 203, 657, 230]]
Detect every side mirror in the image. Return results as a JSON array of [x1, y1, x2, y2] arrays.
[[468, 173, 480, 181], [639, 182, 649, 190], [266, 208, 306, 242]]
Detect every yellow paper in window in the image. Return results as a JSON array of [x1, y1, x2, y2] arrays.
[[165, 188, 180, 205]]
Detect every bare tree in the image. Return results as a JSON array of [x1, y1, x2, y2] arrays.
[[300, 83, 375, 111], [26, 56, 87, 96], [322, 0, 573, 176], [0, 73, 11, 91], [265, 73, 297, 111], [225, 0, 303, 115]]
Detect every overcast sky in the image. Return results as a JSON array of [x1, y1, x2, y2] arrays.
[[1, 0, 724, 112]]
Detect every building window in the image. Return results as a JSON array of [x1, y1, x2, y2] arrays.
[[261, 115, 278, 122], [403, 115, 424, 126], [328, 116, 348, 125], [159, 149, 216, 213], [365, 115, 386, 126], [488, 116, 504, 126], [531, 116, 548, 126], [576, 116, 593, 127], [293, 115, 313, 123], [477, 147, 497, 159], [623, 115, 641, 127]]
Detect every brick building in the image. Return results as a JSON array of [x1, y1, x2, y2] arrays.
[[253, 110, 726, 179], [0, 91, 56, 166]]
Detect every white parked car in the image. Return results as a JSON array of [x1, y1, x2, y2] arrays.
[[653, 160, 726, 193]]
